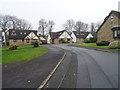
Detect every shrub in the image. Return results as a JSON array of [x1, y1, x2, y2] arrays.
[[84, 38, 97, 43], [108, 40, 120, 49], [9, 45, 18, 50], [84, 39, 91, 43], [96, 41, 110, 46], [33, 41, 39, 47]]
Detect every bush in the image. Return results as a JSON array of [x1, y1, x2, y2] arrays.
[[96, 41, 110, 46], [33, 41, 39, 47], [84, 38, 97, 43], [9, 45, 18, 50], [109, 40, 120, 49]]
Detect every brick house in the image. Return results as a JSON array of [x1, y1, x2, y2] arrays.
[[97, 11, 120, 42], [8, 29, 40, 46], [47, 30, 72, 44]]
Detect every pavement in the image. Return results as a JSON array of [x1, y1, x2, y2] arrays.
[[2, 44, 119, 89]]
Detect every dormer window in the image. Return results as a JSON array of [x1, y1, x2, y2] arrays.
[[11, 31, 16, 35]]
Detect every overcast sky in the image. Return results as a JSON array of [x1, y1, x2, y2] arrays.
[[0, 0, 119, 31]]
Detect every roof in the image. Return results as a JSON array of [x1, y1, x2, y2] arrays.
[[91, 32, 97, 38], [73, 31, 89, 39], [50, 30, 69, 39], [8, 29, 38, 39], [96, 10, 120, 33]]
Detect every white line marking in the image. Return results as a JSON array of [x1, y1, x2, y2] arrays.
[[37, 52, 66, 90]]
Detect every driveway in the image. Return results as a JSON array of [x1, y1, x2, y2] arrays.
[[2, 44, 118, 89]]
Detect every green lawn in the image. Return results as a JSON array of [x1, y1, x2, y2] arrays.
[[2, 45, 48, 64], [74, 43, 109, 49], [73, 43, 120, 50]]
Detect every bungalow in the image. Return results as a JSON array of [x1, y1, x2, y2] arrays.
[[71, 31, 93, 43], [47, 30, 72, 44], [8, 29, 40, 46], [97, 10, 120, 42]]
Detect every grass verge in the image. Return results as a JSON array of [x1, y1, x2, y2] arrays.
[[2, 45, 48, 64], [73, 43, 120, 50]]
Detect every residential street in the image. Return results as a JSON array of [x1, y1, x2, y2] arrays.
[[3, 44, 118, 89]]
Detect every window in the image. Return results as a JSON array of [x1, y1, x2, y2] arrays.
[[26, 39, 30, 43], [113, 30, 120, 38], [11, 31, 16, 35], [13, 40, 17, 42]]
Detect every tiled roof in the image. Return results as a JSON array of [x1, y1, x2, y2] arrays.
[[50, 30, 68, 39], [73, 31, 89, 39], [8, 29, 38, 39]]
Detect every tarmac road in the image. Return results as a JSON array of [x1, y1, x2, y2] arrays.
[[2, 44, 119, 89], [49, 44, 118, 88]]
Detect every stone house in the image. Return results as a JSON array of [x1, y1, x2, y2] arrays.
[[97, 10, 120, 42], [8, 29, 40, 46], [47, 30, 72, 44]]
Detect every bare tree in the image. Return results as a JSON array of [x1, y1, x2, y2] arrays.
[[0, 14, 32, 45], [74, 21, 88, 34], [90, 22, 101, 32], [17, 19, 32, 30], [90, 22, 96, 32], [0, 15, 12, 45], [48, 20, 55, 35], [9, 16, 32, 30], [38, 19, 48, 36], [95, 21, 101, 30], [63, 19, 75, 34]]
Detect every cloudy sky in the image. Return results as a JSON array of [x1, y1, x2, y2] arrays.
[[0, 0, 119, 31]]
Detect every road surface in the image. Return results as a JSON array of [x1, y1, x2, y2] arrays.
[[2, 44, 118, 89]]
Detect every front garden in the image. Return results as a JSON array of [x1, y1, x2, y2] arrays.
[[2, 45, 48, 64], [73, 38, 120, 50]]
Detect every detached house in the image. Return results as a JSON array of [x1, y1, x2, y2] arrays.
[[8, 29, 39, 46], [97, 11, 120, 42], [47, 30, 72, 44], [71, 31, 96, 43]]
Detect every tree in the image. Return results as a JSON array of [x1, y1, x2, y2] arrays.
[[0, 15, 12, 46], [90, 22, 101, 32], [48, 20, 55, 35], [0, 14, 32, 45], [38, 19, 55, 36], [74, 21, 88, 34], [38, 19, 48, 36], [90, 22, 96, 32], [63, 19, 75, 34]]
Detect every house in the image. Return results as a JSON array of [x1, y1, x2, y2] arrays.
[[38, 34, 47, 44], [97, 10, 120, 42], [71, 31, 90, 43], [8, 29, 40, 46], [47, 30, 72, 44], [86, 32, 97, 39]]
